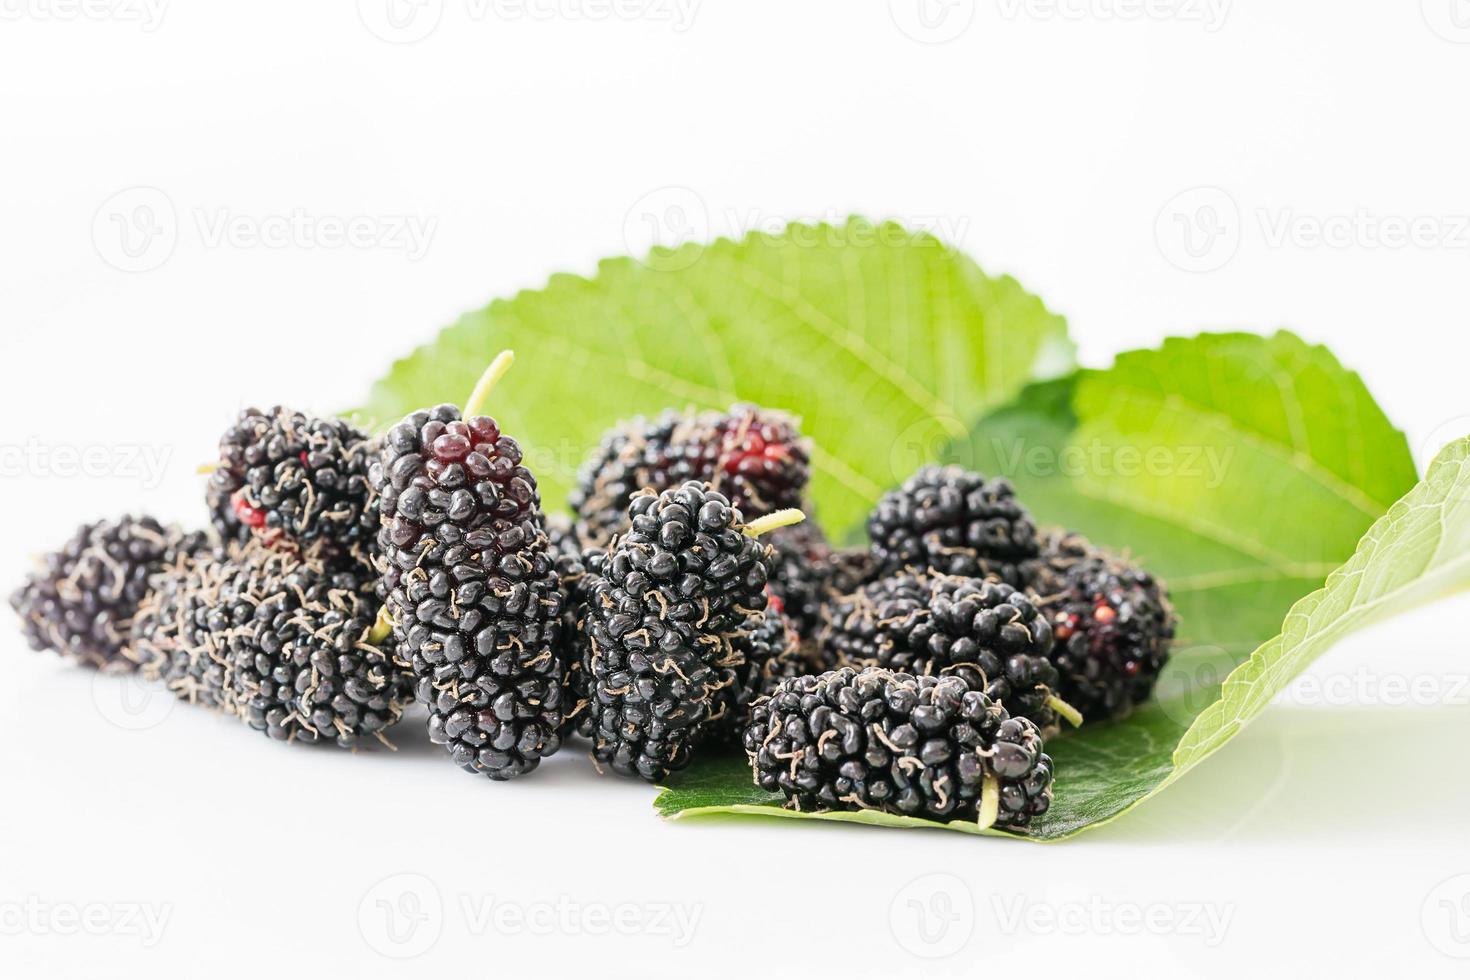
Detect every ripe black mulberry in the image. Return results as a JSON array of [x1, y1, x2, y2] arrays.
[[867, 465, 1038, 586], [371, 358, 566, 780], [570, 404, 810, 548], [818, 571, 1077, 733], [580, 481, 797, 781], [766, 520, 875, 643], [207, 407, 379, 571], [547, 515, 592, 737], [721, 597, 807, 736], [1027, 529, 1175, 722], [743, 666, 1053, 829], [130, 542, 410, 745], [10, 516, 209, 671]]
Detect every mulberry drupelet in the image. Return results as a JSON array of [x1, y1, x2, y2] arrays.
[[743, 666, 1054, 829], [580, 480, 802, 781], [371, 351, 568, 779], [867, 465, 1038, 586], [569, 404, 811, 548], [1027, 529, 1175, 723], [10, 516, 210, 671], [818, 571, 1080, 733]]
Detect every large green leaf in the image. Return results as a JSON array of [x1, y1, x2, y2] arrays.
[[656, 332, 1443, 840], [357, 219, 1073, 535]]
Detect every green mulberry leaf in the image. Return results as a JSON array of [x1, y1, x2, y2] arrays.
[[356, 218, 1073, 536]]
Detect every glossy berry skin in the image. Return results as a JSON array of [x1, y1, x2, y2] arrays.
[[818, 572, 1063, 732], [130, 542, 409, 745], [867, 465, 1039, 587], [744, 667, 1053, 829], [582, 482, 775, 781], [372, 404, 565, 780], [570, 404, 810, 549], [1027, 529, 1175, 723], [207, 407, 379, 572], [10, 516, 210, 671]]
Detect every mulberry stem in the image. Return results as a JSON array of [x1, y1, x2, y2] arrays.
[[977, 772, 1000, 830], [464, 350, 515, 418], [1047, 694, 1084, 728], [743, 509, 806, 539], [368, 606, 395, 645]]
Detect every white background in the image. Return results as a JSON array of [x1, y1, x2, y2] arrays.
[[3, 1, 1469, 976]]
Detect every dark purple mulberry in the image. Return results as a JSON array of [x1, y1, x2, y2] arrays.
[[818, 571, 1075, 733], [743, 667, 1053, 829], [10, 516, 209, 671], [207, 407, 379, 572], [130, 542, 410, 745], [547, 515, 592, 738], [868, 465, 1038, 586], [766, 520, 875, 642], [581, 481, 795, 781], [371, 388, 566, 779], [1027, 529, 1175, 723], [570, 404, 811, 549]]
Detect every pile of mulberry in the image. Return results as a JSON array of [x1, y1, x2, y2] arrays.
[[1027, 529, 1175, 723], [207, 406, 379, 571], [372, 403, 566, 779], [743, 667, 1053, 828], [130, 541, 410, 745], [867, 465, 1038, 586], [570, 404, 810, 548], [10, 516, 209, 671], [818, 571, 1070, 732], [581, 481, 786, 781]]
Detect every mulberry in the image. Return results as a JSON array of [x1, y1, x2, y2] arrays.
[[722, 597, 807, 736], [10, 516, 209, 671], [371, 352, 567, 780], [868, 465, 1038, 586], [207, 406, 379, 571], [130, 542, 410, 745], [581, 481, 800, 781], [1027, 529, 1175, 723], [818, 572, 1078, 733], [570, 404, 810, 548], [743, 667, 1053, 829], [547, 515, 591, 737], [767, 520, 875, 642]]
